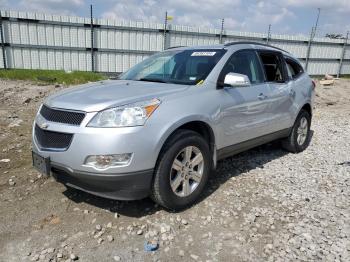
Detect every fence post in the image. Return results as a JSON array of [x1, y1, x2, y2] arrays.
[[219, 19, 224, 44], [90, 5, 95, 72], [266, 24, 271, 45], [0, 10, 7, 69], [337, 31, 349, 78], [163, 11, 168, 50], [305, 27, 314, 71]]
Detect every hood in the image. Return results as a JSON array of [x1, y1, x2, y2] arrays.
[[45, 80, 189, 112]]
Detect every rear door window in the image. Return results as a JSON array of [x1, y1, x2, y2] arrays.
[[258, 52, 286, 83]]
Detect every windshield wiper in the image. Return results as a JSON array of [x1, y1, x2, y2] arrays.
[[138, 78, 168, 83]]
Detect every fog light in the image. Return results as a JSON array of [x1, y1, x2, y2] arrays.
[[84, 153, 132, 169]]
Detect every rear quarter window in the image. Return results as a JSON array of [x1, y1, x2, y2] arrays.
[[285, 58, 304, 79]]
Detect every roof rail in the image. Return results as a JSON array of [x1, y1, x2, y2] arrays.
[[224, 41, 289, 53], [166, 45, 186, 50]]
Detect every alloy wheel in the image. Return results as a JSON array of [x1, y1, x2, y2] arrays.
[[169, 146, 204, 197], [297, 116, 308, 146]]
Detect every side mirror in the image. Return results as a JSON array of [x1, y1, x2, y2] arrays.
[[223, 72, 251, 88]]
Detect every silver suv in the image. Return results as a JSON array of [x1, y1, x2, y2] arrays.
[[32, 42, 315, 210]]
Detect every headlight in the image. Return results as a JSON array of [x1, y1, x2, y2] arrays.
[[88, 98, 161, 127]]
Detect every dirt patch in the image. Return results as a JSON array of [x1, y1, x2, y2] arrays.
[[315, 78, 350, 111]]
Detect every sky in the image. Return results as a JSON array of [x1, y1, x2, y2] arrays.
[[1, 0, 349, 37]]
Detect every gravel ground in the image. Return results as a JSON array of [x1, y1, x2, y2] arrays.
[[0, 78, 349, 261]]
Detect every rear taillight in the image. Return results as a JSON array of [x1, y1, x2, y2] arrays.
[[312, 80, 316, 90]]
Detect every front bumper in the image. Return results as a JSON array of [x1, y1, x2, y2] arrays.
[[32, 109, 164, 200], [32, 111, 162, 174], [51, 163, 153, 200]]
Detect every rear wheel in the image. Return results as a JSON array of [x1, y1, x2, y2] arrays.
[[151, 130, 211, 210], [282, 109, 312, 153]]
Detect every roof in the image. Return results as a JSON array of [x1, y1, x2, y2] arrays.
[[166, 41, 290, 54], [224, 41, 290, 54]]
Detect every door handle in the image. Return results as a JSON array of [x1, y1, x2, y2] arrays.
[[258, 93, 267, 100]]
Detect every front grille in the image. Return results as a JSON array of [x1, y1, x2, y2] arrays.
[[40, 104, 85, 125], [35, 124, 73, 150]]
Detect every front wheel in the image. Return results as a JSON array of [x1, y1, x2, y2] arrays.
[[151, 130, 211, 210], [282, 109, 312, 153]]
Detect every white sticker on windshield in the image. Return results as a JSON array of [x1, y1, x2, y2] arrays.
[[189, 76, 197, 80], [191, 51, 216, 56]]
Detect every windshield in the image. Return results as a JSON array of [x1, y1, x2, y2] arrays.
[[119, 49, 226, 85]]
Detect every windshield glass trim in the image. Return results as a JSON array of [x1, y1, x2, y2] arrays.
[[119, 49, 227, 85]]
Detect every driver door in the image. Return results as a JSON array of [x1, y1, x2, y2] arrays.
[[217, 49, 272, 149]]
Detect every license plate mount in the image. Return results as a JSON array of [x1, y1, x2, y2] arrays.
[[32, 151, 51, 176]]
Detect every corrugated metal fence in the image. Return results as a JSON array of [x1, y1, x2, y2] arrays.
[[0, 10, 349, 76]]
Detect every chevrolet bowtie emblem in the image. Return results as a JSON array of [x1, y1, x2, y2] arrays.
[[40, 122, 49, 129]]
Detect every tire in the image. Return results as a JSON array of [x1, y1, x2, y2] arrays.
[[151, 129, 211, 210], [282, 109, 312, 153]]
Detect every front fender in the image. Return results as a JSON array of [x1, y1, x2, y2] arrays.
[[154, 115, 216, 161]]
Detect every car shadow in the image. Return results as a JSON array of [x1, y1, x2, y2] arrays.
[[62, 187, 160, 218], [199, 142, 287, 203], [64, 131, 313, 217], [201, 130, 313, 203]]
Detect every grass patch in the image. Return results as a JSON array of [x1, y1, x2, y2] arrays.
[[0, 69, 107, 85]]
